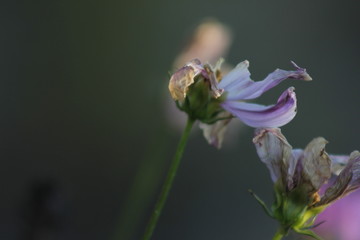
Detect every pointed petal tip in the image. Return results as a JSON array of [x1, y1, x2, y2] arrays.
[[288, 86, 295, 92], [290, 60, 299, 68], [290, 61, 313, 81], [235, 60, 250, 68]]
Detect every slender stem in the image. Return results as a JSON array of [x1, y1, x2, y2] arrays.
[[272, 227, 286, 240], [142, 118, 195, 240]]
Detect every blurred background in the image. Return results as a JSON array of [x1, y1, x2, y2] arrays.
[[1, 0, 360, 239]]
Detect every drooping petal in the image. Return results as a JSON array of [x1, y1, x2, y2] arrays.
[[199, 112, 232, 149], [219, 61, 312, 101], [301, 138, 332, 193], [316, 151, 360, 206], [253, 128, 292, 183], [168, 59, 204, 101], [221, 87, 297, 128]]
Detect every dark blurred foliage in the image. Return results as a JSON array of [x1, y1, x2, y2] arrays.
[[1, 0, 360, 240]]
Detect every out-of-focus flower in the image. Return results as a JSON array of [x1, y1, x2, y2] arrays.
[[168, 59, 311, 148], [315, 190, 360, 240], [173, 19, 232, 68], [252, 128, 360, 239]]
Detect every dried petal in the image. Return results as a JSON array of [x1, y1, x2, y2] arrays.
[[287, 149, 304, 190], [316, 151, 360, 206], [199, 112, 232, 149], [168, 59, 203, 101], [301, 138, 332, 193], [203, 63, 224, 98], [253, 128, 292, 183], [343, 151, 360, 192]]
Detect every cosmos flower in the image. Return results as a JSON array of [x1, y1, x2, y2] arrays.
[[168, 59, 311, 148], [252, 128, 360, 239]]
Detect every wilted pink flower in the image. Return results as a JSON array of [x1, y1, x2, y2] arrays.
[[169, 59, 311, 148], [252, 128, 360, 239]]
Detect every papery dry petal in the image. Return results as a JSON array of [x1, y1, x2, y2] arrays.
[[344, 151, 360, 192], [199, 112, 232, 149], [203, 63, 224, 98], [253, 128, 292, 183], [301, 138, 332, 193], [168, 59, 203, 101], [316, 151, 360, 206]]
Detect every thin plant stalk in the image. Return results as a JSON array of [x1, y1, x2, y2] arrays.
[[273, 227, 286, 240], [142, 117, 195, 240]]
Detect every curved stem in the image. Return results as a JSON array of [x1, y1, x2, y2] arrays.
[[142, 118, 195, 240], [273, 227, 286, 240]]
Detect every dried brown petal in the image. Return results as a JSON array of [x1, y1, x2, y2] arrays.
[[301, 138, 331, 193], [315, 151, 360, 206], [253, 128, 292, 183], [168, 59, 202, 101], [199, 112, 232, 149]]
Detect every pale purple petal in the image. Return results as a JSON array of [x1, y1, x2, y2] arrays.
[[345, 151, 360, 191], [221, 87, 297, 128], [220, 61, 312, 101], [217, 60, 250, 90]]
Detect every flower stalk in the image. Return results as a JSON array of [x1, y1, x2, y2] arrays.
[[142, 117, 195, 240], [273, 227, 286, 240]]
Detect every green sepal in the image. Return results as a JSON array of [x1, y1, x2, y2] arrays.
[[293, 228, 322, 240], [248, 189, 274, 218]]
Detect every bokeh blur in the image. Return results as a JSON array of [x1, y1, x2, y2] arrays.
[[1, 1, 360, 240]]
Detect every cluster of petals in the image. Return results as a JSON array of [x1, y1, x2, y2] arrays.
[[169, 59, 312, 148], [253, 128, 360, 207]]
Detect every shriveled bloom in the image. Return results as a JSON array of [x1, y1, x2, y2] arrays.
[[168, 59, 311, 148], [252, 128, 360, 239]]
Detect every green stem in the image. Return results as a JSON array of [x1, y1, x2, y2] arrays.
[[142, 117, 195, 240], [272, 227, 286, 240]]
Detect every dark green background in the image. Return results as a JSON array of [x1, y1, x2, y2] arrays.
[[1, 0, 359, 239]]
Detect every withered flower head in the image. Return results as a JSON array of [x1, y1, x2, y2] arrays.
[[252, 128, 360, 239], [168, 59, 311, 148]]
